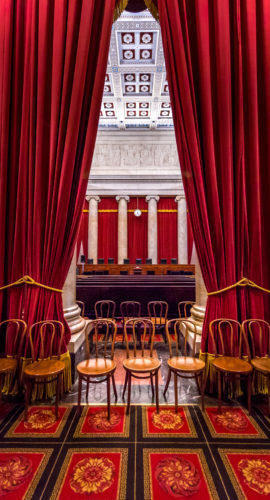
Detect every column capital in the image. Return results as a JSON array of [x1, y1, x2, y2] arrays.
[[175, 194, 185, 203], [116, 195, 130, 203], [146, 195, 160, 203], [86, 195, 101, 203]]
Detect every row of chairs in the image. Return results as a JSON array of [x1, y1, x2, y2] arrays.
[[80, 257, 179, 265]]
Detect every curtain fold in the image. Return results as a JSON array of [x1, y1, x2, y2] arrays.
[[157, 197, 178, 263], [0, 0, 115, 369], [98, 198, 118, 263], [128, 198, 148, 264], [157, 0, 270, 387]]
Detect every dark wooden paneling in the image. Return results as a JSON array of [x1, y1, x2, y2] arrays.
[[76, 275, 195, 318], [77, 263, 195, 275]]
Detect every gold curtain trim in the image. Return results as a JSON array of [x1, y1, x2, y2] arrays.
[[144, 0, 159, 21], [207, 277, 270, 296], [0, 275, 62, 293], [113, 0, 129, 22]]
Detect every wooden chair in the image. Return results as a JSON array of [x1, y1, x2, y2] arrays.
[[23, 321, 65, 421], [242, 319, 270, 413], [0, 319, 27, 398], [122, 318, 160, 415], [163, 319, 205, 412], [178, 301, 195, 319], [76, 300, 86, 318], [94, 300, 116, 320], [77, 319, 117, 420], [210, 319, 253, 413], [120, 301, 141, 341], [147, 301, 168, 341]]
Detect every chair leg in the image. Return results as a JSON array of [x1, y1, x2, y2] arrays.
[[0, 374, 3, 402], [174, 371, 178, 414], [24, 378, 32, 421], [150, 373, 154, 399], [127, 372, 131, 415], [86, 378, 90, 402], [201, 371, 205, 412], [107, 375, 111, 421], [163, 368, 171, 397], [194, 373, 201, 395], [155, 370, 159, 414], [268, 375, 270, 415], [55, 374, 60, 420], [217, 370, 222, 413], [122, 371, 128, 400], [77, 375, 82, 411], [112, 373, 117, 402], [247, 373, 251, 415]]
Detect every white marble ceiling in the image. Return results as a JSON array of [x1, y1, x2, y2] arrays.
[[99, 9, 173, 130]]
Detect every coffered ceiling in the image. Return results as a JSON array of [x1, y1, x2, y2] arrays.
[[99, 9, 173, 130]]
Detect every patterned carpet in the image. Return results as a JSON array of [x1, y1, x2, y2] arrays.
[[0, 402, 269, 499]]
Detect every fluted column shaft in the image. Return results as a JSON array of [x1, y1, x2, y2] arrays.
[[86, 196, 100, 264], [116, 196, 129, 264], [146, 195, 159, 265], [175, 194, 188, 264], [63, 249, 85, 335]]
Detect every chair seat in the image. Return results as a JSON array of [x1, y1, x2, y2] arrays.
[[123, 357, 161, 373], [77, 358, 116, 376], [213, 356, 252, 374], [0, 358, 18, 374], [168, 356, 205, 372], [24, 359, 65, 378], [150, 317, 166, 325], [251, 357, 270, 375]]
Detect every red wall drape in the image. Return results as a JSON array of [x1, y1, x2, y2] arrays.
[[158, 198, 178, 263], [77, 200, 89, 262], [128, 198, 148, 264], [98, 198, 118, 263], [0, 0, 115, 357], [158, 0, 270, 366]]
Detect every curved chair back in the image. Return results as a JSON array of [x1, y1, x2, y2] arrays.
[[29, 320, 65, 361], [147, 301, 168, 326], [165, 318, 197, 358], [0, 319, 27, 357], [242, 319, 270, 358], [85, 319, 117, 360], [76, 300, 85, 317], [94, 300, 116, 319], [178, 301, 195, 319], [209, 318, 250, 359], [120, 301, 141, 319], [124, 318, 155, 359]]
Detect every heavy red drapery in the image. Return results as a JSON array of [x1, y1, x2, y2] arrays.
[[187, 211, 193, 265], [98, 198, 118, 263], [157, 198, 177, 263], [0, 1, 116, 360], [76, 200, 89, 262], [158, 0, 270, 372], [128, 198, 148, 264]]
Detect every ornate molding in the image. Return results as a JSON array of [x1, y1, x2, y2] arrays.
[[146, 195, 160, 203], [86, 195, 101, 203], [116, 195, 130, 202]]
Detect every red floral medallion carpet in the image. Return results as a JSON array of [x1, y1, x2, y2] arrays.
[[0, 403, 269, 499]]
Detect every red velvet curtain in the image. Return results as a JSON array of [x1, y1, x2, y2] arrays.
[[98, 198, 118, 263], [77, 200, 89, 262], [187, 211, 193, 265], [128, 198, 148, 264], [0, 0, 116, 356], [157, 197, 177, 263], [158, 0, 270, 362]]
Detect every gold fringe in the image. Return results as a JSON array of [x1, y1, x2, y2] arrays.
[[144, 0, 159, 21], [113, 0, 128, 22]]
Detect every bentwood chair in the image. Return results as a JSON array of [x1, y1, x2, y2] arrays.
[[164, 319, 205, 412], [94, 300, 116, 320], [242, 319, 270, 413], [178, 301, 195, 319], [210, 319, 253, 413], [147, 301, 168, 341], [120, 301, 141, 342], [76, 300, 86, 318], [77, 319, 117, 420], [23, 321, 65, 421], [122, 318, 160, 415], [0, 319, 27, 398]]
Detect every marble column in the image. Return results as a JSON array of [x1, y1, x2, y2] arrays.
[[175, 194, 188, 264], [86, 196, 100, 264], [62, 249, 85, 336], [116, 196, 129, 264], [146, 195, 159, 264], [190, 250, 207, 335]]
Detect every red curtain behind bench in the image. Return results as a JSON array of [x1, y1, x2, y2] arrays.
[[158, 197, 178, 263], [77, 200, 89, 262], [128, 198, 148, 264], [98, 198, 118, 263]]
